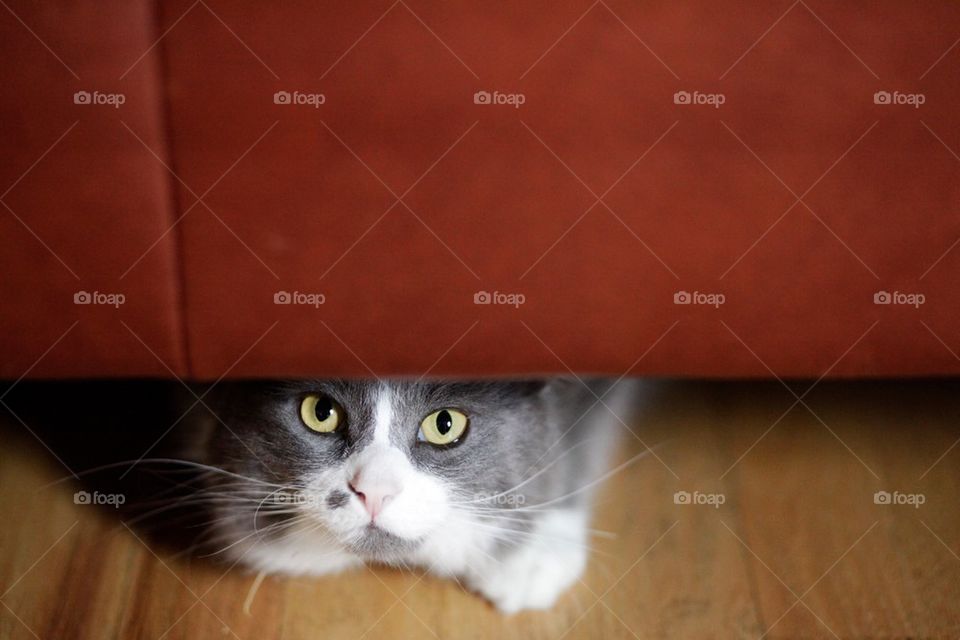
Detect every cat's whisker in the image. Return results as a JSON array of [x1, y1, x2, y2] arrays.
[[199, 511, 321, 558], [200, 527, 264, 558], [463, 510, 617, 539], [450, 439, 664, 513], [133, 468, 222, 501], [132, 492, 296, 509], [127, 491, 291, 514], [447, 438, 596, 506], [39, 457, 290, 491], [467, 515, 616, 542], [254, 487, 300, 536], [454, 448, 652, 516], [121, 484, 307, 529], [445, 510, 612, 559]]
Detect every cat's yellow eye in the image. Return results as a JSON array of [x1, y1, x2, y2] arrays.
[[300, 394, 342, 433], [419, 409, 468, 446]]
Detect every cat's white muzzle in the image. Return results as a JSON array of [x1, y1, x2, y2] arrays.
[[305, 444, 450, 554]]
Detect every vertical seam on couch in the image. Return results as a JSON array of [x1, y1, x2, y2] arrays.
[[150, 0, 194, 378]]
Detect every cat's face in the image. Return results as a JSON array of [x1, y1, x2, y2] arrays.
[[203, 380, 551, 565]]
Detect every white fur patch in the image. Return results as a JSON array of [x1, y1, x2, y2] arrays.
[[372, 383, 393, 446], [467, 509, 589, 613]]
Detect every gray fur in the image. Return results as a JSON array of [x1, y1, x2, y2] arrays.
[[188, 377, 634, 604]]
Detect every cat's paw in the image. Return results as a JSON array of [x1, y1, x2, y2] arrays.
[[474, 541, 587, 614], [469, 510, 589, 614]]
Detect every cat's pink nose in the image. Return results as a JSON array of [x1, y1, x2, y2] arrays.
[[348, 472, 400, 520]]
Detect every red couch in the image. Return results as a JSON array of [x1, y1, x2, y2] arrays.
[[3, 1, 959, 380]]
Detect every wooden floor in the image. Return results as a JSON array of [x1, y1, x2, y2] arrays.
[[1, 379, 959, 639]]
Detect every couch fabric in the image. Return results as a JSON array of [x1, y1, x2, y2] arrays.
[[2, 1, 959, 380]]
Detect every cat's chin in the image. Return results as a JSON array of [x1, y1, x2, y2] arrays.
[[345, 524, 422, 563]]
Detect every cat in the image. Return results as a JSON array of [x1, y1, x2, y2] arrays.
[[185, 378, 635, 613]]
